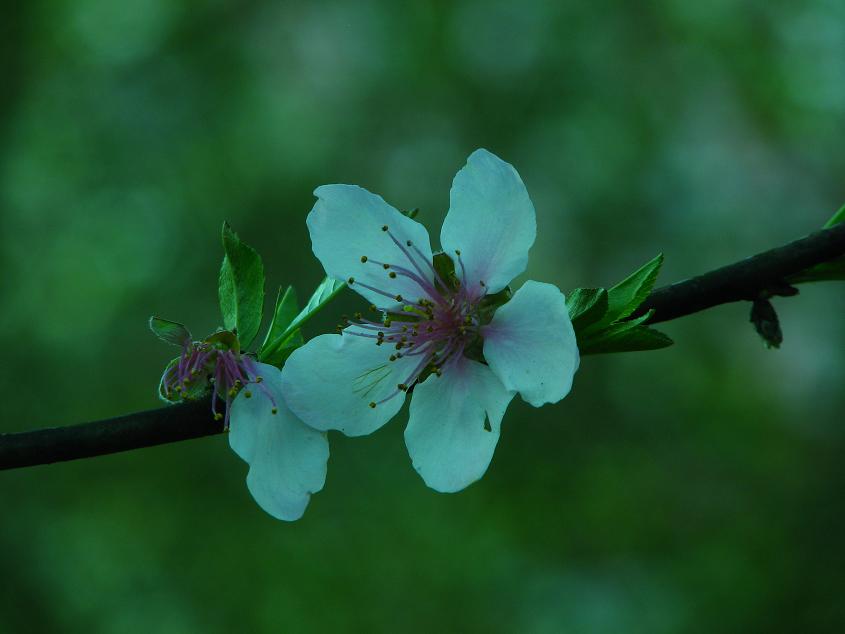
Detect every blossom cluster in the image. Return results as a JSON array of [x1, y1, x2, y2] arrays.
[[159, 149, 580, 520]]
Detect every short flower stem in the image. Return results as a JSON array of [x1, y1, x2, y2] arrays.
[[1, 222, 844, 471]]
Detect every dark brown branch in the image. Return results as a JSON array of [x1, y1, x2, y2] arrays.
[[2, 222, 844, 471], [0, 398, 222, 470], [635, 222, 845, 323]]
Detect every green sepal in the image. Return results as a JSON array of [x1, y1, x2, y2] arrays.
[[259, 277, 346, 364], [205, 329, 240, 353], [218, 222, 265, 349], [157, 357, 181, 403], [149, 316, 191, 347], [432, 252, 458, 291], [157, 356, 210, 403]]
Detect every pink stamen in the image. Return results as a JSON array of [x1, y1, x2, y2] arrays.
[[345, 246, 490, 407]]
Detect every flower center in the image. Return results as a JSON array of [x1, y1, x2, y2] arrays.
[[344, 225, 489, 408], [163, 337, 278, 427]]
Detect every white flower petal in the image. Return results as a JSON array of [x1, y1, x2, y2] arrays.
[[482, 280, 579, 407], [229, 363, 329, 521], [280, 330, 421, 437], [308, 184, 435, 307], [440, 149, 536, 294], [404, 358, 514, 493]]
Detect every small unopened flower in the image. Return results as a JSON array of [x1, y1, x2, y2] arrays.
[[155, 325, 328, 520], [281, 149, 579, 492], [159, 330, 272, 429]]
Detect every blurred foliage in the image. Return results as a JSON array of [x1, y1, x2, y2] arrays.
[[1, 0, 845, 632]]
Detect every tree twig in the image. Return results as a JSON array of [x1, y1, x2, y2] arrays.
[[635, 222, 845, 323], [2, 222, 844, 471]]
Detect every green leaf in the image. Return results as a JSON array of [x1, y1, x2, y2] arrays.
[[261, 286, 299, 349], [261, 329, 305, 365], [823, 204, 845, 228], [218, 222, 265, 348], [787, 207, 845, 283], [297, 276, 346, 327], [581, 325, 674, 354], [599, 253, 664, 326], [149, 316, 191, 347], [578, 310, 674, 354], [566, 288, 609, 331], [259, 286, 304, 365], [259, 277, 346, 364], [580, 309, 650, 345], [787, 258, 845, 283]]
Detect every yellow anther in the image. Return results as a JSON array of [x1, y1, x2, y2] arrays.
[[382, 263, 390, 270], [389, 271, 397, 278], [395, 294, 403, 302], [271, 407, 278, 415], [244, 390, 252, 399], [214, 413, 224, 421], [360, 255, 368, 263], [369, 402, 377, 408], [348, 277, 355, 284], [381, 225, 388, 232], [256, 376, 263, 383], [455, 249, 461, 256]]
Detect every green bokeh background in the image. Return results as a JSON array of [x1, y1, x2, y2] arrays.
[[2, 1, 845, 632]]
